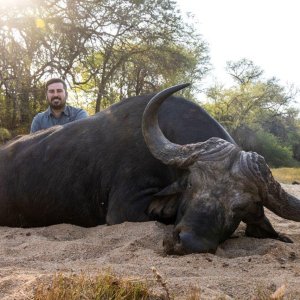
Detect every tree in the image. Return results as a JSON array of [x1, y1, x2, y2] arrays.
[[0, 1, 54, 133], [204, 59, 300, 167], [226, 58, 263, 85], [0, 0, 210, 135], [67, 0, 209, 112]]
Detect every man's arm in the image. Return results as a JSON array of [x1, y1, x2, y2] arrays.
[[75, 109, 89, 120], [30, 115, 41, 133]]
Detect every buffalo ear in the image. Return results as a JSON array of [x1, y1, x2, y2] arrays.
[[154, 177, 187, 196], [147, 178, 187, 224]]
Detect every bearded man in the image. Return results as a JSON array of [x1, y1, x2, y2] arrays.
[[30, 78, 88, 133]]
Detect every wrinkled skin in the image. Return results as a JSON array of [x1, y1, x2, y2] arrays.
[[142, 84, 300, 254], [161, 156, 286, 254], [148, 153, 271, 254]]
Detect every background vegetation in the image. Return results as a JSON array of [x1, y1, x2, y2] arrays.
[[0, 0, 299, 168]]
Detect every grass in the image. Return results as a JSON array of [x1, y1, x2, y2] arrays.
[[33, 272, 163, 300], [32, 271, 215, 300], [271, 167, 300, 184], [33, 272, 298, 300]]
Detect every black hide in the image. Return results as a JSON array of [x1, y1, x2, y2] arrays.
[[0, 94, 234, 227]]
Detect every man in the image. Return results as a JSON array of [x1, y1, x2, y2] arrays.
[[30, 78, 88, 133]]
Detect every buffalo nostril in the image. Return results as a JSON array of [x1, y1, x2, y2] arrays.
[[168, 228, 218, 254], [178, 231, 193, 246]]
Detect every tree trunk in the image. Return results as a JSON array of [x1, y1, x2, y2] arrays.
[[95, 91, 102, 113]]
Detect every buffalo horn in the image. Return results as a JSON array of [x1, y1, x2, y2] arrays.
[[142, 84, 237, 168], [240, 151, 300, 221]]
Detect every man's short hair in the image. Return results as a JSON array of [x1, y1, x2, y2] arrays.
[[45, 78, 67, 92]]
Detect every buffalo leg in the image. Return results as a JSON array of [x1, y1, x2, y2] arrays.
[[245, 216, 293, 243]]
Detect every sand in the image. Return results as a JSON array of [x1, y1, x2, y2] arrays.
[[0, 184, 299, 299]]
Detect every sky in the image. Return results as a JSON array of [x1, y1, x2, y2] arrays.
[[176, 0, 300, 107]]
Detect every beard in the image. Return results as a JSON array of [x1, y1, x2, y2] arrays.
[[48, 97, 66, 110]]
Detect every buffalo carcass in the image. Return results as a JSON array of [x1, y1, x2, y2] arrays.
[[0, 84, 299, 254]]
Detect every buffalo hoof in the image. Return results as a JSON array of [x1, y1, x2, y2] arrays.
[[277, 233, 293, 243]]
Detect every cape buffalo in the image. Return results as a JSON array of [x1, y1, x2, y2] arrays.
[[0, 84, 299, 254]]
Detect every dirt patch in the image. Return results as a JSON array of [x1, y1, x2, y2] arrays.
[[0, 184, 299, 299]]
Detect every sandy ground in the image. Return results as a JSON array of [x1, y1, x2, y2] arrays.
[[0, 184, 299, 299]]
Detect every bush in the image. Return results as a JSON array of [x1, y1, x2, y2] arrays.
[[254, 130, 296, 167], [0, 127, 11, 144], [233, 126, 297, 167]]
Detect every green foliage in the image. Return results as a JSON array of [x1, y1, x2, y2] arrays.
[[205, 59, 300, 167], [226, 58, 264, 85], [255, 130, 296, 167], [232, 126, 297, 167], [205, 79, 296, 133], [0, 0, 209, 132], [0, 127, 11, 144]]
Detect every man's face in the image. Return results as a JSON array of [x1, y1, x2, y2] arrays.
[[46, 82, 67, 110]]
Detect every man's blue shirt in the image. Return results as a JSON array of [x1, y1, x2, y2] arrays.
[[30, 105, 88, 133]]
